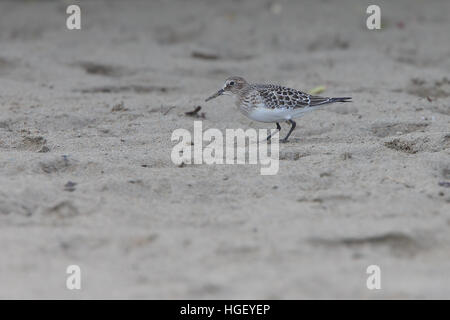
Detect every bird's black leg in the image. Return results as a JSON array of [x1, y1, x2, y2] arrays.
[[267, 122, 281, 141], [280, 120, 296, 143]]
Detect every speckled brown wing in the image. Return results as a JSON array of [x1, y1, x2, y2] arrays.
[[255, 84, 336, 109]]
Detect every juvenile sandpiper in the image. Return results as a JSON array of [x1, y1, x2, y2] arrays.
[[205, 76, 352, 142]]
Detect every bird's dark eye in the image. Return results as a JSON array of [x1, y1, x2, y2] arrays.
[[229, 81, 235, 86]]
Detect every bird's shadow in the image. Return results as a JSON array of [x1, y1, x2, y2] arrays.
[[264, 137, 302, 144]]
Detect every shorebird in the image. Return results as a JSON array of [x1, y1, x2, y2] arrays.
[[205, 76, 351, 142]]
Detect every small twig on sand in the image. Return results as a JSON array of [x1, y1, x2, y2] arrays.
[[185, 106, 205, 118], [162, 106, 175, 115], [385, 175, 414, 188]]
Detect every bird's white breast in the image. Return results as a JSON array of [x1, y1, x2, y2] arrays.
[[246, 106, 309, 123]]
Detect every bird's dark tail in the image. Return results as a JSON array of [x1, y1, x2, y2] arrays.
[[329, 97, 352, 103]]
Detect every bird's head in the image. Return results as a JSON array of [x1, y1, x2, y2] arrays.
[[205, 76, 248, 102]]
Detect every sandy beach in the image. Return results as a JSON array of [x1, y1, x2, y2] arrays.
[[0, 0, 449, 299]]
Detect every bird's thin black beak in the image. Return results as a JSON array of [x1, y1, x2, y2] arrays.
[[205, 89, 224, 102]]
